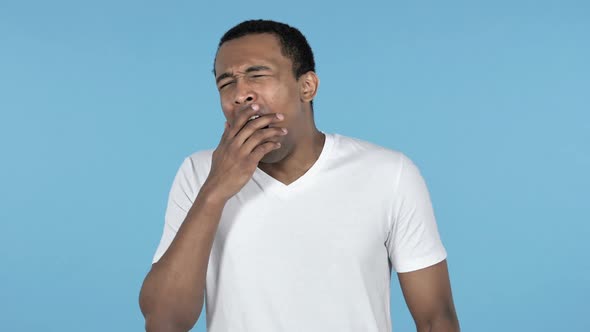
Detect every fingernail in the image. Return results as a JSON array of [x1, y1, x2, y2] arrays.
[[276, 113, 284, 120]]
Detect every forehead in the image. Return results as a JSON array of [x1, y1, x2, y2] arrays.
[[215, 33, 290, 74]]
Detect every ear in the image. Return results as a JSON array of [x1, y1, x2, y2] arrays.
[[298, 71, 319, 104]]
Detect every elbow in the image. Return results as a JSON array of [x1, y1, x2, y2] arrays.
[[139, 278, 202, 332], [416, 308, 460, 332], [431, 317, 460, 332], [141, 299, 200, 332], [418, 320, 460, 332], [140, 296, 201, 332], [143, 313, 198, 332]]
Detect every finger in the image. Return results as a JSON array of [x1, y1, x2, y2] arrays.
[[242, 126, 287, 154], [228, 104, 259, 138], [235, 113, 284, 147], [250, 141, 281, 162]]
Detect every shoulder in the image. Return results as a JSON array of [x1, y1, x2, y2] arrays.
[[174, 149, 215, 186], [330, 133, 410, 170], [185, 149, 215, 166]]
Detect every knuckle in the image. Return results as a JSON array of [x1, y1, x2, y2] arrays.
[[245, 121, 258, 131], [252, 143, 265, 154], [250, 129, 267, 141], [228, 139, 239, 151]]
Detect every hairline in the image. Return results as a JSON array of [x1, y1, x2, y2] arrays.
[[213, 32, 303, 79]]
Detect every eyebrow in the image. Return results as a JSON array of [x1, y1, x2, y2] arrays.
[[215, 65, 272, 85]]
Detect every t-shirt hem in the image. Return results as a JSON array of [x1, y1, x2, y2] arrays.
[[394, 250, 448, 273], [152, 251, 164, 264]]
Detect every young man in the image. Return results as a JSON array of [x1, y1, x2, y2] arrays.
[[139, 19, 460, 332]]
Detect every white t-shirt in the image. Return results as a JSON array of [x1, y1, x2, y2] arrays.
[[152, 132, 447, 332]]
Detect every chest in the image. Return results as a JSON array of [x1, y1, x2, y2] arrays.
[[213, 180, 392, 277]]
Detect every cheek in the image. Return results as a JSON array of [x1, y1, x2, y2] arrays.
[[220, 99, 233, 119], [220, 94, 231, 108], [266, 84, 297, 110]]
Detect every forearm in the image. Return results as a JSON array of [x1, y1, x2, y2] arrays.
[[139, 185, 227, 330]]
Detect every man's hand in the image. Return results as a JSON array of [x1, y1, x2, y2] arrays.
[[139, 103, 287, 331], [202, 103, 288, 203]]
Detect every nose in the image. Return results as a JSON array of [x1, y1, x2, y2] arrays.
[[233, 80, 257, 105]]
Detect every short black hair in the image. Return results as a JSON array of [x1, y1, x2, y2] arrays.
[[214, 19, 316, 82]]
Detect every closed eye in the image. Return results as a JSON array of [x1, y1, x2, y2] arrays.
[[219, 81, 234, 90]]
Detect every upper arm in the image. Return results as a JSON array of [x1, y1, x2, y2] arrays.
[[397, 259, 459, 331], [386, 153, 447, 272], [385, 153, 459, 329], [152, 157, 199, 264]]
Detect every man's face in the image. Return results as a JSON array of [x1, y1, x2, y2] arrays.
[[214, 33, 305, 163]]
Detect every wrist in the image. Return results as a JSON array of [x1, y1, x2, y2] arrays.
[[198, 182, 229, 207]]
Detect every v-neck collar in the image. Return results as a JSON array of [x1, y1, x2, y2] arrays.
[[252, 132, 335, 198]]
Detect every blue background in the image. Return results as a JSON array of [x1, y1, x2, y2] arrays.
[[1, 0, 588, 331]]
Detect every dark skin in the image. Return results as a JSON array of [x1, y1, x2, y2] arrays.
[[214, 33, 325, 186], [399, 260, 460, 331], [139, 32, 459, 331]]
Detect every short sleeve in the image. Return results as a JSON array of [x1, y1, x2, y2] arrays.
[[152, 157, 199, 264], [386, 154, 447, 273]]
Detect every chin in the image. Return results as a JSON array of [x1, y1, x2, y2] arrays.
[[259, 145, 287, 164]]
